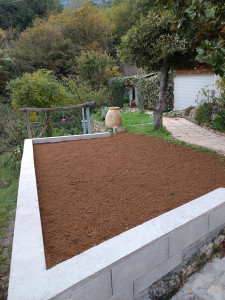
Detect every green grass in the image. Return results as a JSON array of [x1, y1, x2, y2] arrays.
[[92, 110, 217, 154], [0, 153, 19, 297], [122, 111, 153, 126], [0, 153, 19, 233], [92, 113, 102, 122]]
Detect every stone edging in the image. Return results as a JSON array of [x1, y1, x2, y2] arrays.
[[201, 125, 225, 137]]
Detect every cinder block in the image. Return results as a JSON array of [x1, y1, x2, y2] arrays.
[[134, 252, 182, 296], [169, 215, 208, 258], [109, 285, 134, 300], [52, 271, 112, 300], [112, 237, 168, 294], [209, 204, 225, 232]]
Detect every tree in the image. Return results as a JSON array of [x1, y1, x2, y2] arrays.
[[158, 0, 225, 76], [104, 0, 157, 44], [13, 18, 78, 77], [0, 0, 63, 31], [12, 2, 114, 77], [7, 69, 71, 109], [7, 69, 72, 135], [118, 10, 196, 129], [0, 28, 20, 98], [62, 2, 113, 52], [0, 104, 26, 160], [77, 51, 121, 89]]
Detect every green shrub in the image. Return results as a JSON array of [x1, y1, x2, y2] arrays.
[[216, 78, 225, 106], [184, 106, 195, 116], [100, 106, 108, 120], [66, 78, 110, 109], [195, 78, 225, 107], [195, 103, 212, 125], [108, 77, 126, 108], [0, 104, 26, 159], [7, 69, 72, 110], [212, 110, 225, 132], [164, 110, 182, 118], [123, 96, 130, 104], [77, 51, 121, 89]]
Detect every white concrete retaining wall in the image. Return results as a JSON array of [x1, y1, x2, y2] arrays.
[[8, 133, 225, 300]]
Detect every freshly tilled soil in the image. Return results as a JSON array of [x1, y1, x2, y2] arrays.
[[33, 133, 225, 269]]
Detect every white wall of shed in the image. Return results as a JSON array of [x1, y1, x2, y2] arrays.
[[174, 74, 216, 110]]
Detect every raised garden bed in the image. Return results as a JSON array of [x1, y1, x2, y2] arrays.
[[8, 133, 225, 300], [33, 133, 225, 269]]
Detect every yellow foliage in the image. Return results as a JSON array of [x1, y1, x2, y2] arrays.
[[104, 66, 122, 82], [28, 111, 38, 122], [12, 2, 114, 75]]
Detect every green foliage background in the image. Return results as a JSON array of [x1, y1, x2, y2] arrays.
[[109, 73, 174, 111], [140, 73, 174, 112], [7, 69, 72, 110]]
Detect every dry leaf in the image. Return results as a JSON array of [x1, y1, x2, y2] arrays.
[[180, 279, 187, 287], [189, 288, 193, 294]]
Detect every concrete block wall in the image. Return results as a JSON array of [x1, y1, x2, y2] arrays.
[[107, 199, 225, 300], [8, 134, 225, 300]]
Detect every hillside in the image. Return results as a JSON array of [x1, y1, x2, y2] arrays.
[[60, 0, 111, 8]]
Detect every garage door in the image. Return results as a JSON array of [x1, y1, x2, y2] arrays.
[[174, 74, 215, 110]]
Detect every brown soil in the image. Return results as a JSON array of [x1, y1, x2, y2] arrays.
[[33, 133, 225, 269]]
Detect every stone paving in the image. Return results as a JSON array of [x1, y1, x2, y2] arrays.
[[162, 117, 225, 300], [171, 257, 225, 300], [163, 117, 225, 155]]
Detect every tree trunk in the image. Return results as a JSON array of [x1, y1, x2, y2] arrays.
[[153, 59, 170, 130]]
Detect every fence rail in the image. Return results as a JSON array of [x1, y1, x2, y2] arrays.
[[19, 101, 95, 112], [19, 101, 95, 139]]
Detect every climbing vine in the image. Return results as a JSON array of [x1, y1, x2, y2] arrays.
[[109, 73, 174, 111], [108, 77, 128, 108], [140, 73, 174, 112]]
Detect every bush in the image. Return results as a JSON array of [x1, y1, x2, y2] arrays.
[[195, 78, 225, 107], [184, 106, 195, 116], [164, 110, 182, 118], [216, 78, 225, 106], [66, 78, 110, 109], [212, 110, 225, 132], [7, 69, 72, 110], [77, 51, 121, 89], [100, 106, 108, 120], [195, 103, 212, 125], [108, 77, 126, 108], [0, 104, 26, 159]]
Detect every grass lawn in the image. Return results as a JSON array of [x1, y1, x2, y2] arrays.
[[0, 108, 222, 299], [92, 109, 216, 154], [0, 154, 19, 299]]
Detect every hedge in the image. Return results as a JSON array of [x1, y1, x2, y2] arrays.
[[109, 73, 174, 111], [140, 73, 174, 112]]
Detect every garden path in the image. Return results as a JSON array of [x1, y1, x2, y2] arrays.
[[171, 256, 225, 300], [163, 117, 225, 155]]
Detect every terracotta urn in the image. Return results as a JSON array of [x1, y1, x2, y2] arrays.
[[105, 107, 122, 129]]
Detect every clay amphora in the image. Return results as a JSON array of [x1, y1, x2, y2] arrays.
[[105, 107, 122, 129]]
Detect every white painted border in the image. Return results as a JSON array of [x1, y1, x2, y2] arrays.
[[32, 132, 111, 144], [8, 133, 225, 300]]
